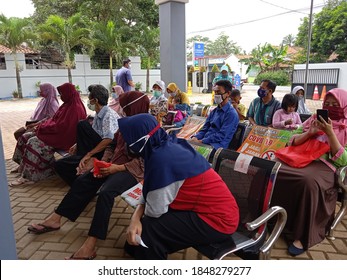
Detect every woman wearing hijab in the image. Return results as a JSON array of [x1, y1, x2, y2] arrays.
[[109, 85, 125, 117], [27, 91, 150, 260], [291, 86, 311, 114], [166, 82, 191, 128], [10, 83, 87, 186], [149, 80, 168, 125], [120, 114, 239, 260], [13, 83, 60, 140], [272, 88, 347, 256]]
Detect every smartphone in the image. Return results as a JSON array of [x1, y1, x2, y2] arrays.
[[317, 109, 329, 122]]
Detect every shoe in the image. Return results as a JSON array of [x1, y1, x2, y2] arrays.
[[27, 223, 60, 234], [288, 243, 305, 256], [9, 177, 35, 186], [65, 251, 97, 260]]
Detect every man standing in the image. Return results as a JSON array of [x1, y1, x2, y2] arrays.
[[247, 79, 281, 126], [191, 80, 239, 150], [115, 58, 135, 93]]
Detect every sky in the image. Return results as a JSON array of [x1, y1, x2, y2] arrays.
[[0, 0, 326, 52]]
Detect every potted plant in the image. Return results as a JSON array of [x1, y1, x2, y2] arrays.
[[135, 82, 142, 91], [12, 90, 19, 98]]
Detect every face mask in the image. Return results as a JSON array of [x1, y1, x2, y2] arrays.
[[128, 64, 131, 69], [323, 105, 345, 120], [214, 94, 223, 105], [222, 74, 228, 79], [257, 88, 268, 98], [87, 99, 96, 111], [128, 123, 161, 155], [153, 90, 161, 98], [169, 92, 176, 97], [112, 93, 119, 100]]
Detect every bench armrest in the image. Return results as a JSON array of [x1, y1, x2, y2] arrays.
[[246, 206, 287, 260]]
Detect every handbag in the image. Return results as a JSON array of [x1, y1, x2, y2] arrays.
[[274, 138, 330, 168]]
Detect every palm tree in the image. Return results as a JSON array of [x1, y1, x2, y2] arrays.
[[134, 25, 160, 92], [282, 34, 296, 47], [0, 14, 35, 98], [92, 20, 127, 89], [39, 14, 91, 83]]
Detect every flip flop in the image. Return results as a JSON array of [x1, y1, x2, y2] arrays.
[[65, 251, 97, 260], [27, 223, 60, 234], [10, 177, 35, 187]]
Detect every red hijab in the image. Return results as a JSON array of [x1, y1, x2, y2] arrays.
[[119, 91, 149, 116], [36, 83, 87, 151]]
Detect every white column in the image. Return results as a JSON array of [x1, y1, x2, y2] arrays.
[[155, 0, 189, 91]]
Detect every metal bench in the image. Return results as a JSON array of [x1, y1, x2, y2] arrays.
[[193, 148, 287, 260]]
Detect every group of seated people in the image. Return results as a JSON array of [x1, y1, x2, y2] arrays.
[[9, 78, 347, 259]]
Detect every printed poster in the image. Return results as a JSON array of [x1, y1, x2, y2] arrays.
[[237, 125, 303, 160]]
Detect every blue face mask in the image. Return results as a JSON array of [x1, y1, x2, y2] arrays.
[[112, 93, 119, 99], [257, 88, 267, 98], [222, 74, 228, 79], [153, 90, 162, 98]]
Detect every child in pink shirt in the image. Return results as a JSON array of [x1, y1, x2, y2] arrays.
[[272, 93, 302, 130]]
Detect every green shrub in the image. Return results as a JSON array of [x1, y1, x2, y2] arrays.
[[254, 71, 290, 86]]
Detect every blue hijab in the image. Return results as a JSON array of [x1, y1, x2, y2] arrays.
[[118, 113, 211, 199]]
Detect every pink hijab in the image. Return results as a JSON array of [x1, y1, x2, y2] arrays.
[[109, 85, 125, 116], [303, 88, 347, 146], [31, 83, 59, 121]]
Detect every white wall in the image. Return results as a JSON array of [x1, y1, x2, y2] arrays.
[[0, 54, 161, 99], [294, 62, 347, 89]]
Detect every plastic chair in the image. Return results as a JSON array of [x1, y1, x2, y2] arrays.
[[194, 148, 287, 260], [228, 122, 247, 151]]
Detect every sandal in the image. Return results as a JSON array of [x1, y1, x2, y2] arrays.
[[9, 177, 35, 187], [10, 166, 19, 173], [65, 251, 97, 260], [27, 223, 60, 234]]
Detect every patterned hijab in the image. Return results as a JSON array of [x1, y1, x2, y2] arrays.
[[118, 114, 210, 199], [31, 83, 59, 121], [303, 88, 347, 147], [36, 83, 87, 151]]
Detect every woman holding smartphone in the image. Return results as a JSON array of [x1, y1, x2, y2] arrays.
[[271, 88, 347, 256]]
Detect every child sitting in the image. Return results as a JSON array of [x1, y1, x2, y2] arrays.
[[230, 89, 247, 121], [272, 93, 302, 130]]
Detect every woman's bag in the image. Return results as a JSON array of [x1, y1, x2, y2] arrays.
[[274, 138, 330, 168]]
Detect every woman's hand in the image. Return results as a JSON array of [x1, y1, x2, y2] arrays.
[[94, 164, 125, 178], [126, 218, 143, 246], [316, 116, 334, 136]]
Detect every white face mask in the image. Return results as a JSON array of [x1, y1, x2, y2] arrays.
[[214, 95, 223, 105], [87, 99, 96, 111]]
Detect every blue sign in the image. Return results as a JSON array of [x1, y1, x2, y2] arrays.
[[193, 42, 204, 58], [235, 74, 241, 90]]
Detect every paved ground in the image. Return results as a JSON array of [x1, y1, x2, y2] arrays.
[[0, 86, 346, 260]]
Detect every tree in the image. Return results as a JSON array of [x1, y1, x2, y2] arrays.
[[39, 14, 91, 83], [295, 0, 347, 62], [208, 32, 243, 55], [282, 34, 296, 46], [133, 25, 160, 92], [186, 35, 212, 58], [0, 14, 36, 98], [93, 20, 127, 89]]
